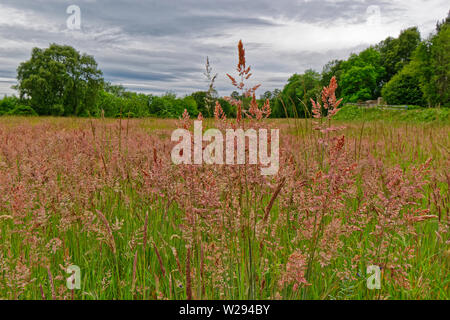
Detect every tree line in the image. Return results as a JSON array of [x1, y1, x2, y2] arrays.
[[1, 12, 448, 118]]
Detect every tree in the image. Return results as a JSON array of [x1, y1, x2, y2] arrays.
[[190, 91, 208, 116], [272, 89, 281, 99], [96, 90, 121, 117], [382, 66, 425, 106], [274, 70, 321, 118], [378, 27, 421, 83], [147, 93, 198, 118], [217, 97, 233, 117], [340, 65, 377, 102], [230, 91, 240, 100], [15, 44, 103, 116], [411, 23, 450, 107], [203, 57, 218, 117]]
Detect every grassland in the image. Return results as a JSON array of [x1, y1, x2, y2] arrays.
[[335, 104, 450, 123], [0, 114, 449, 300]]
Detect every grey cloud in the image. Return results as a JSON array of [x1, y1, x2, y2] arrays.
[[0, 0, 447, 96]]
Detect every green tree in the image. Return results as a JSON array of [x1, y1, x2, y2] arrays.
[[436, 10, 450, 32], [96, 90, 121, 117], [148, 93, 198, 118], [274, 70, 321, 118], [104, 82, 126, 97], [230, 91, 240, 100], [261, 91, 272, 100], [183, 96, 199, 117], [378, 27, 421, 83], [411, 23, 450, 107], [430, 23, 450, 107], [15, 44, 103, 116], [217, 97, 234, 118]]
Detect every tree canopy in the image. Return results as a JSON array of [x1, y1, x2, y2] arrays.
[[15, 44, 104, 116]]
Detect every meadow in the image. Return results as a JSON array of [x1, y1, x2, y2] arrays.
[[0, 103, 449, 300]]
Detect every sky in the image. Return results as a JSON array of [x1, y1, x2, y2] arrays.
[[0, 0, 448, 97]]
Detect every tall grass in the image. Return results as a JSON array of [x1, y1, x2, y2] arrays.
[[0, 41, 448, 300]]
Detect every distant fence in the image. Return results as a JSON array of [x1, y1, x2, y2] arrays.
[[346, 103, 408, 110]]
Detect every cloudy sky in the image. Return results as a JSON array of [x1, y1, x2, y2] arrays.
[[0, 0, 448, 96]]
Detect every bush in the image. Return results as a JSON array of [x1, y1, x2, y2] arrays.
[[7, 105, 38, 116]]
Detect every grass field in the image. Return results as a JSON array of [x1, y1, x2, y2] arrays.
[[0, 113, 449, 300], [335, 105, 450, 123]]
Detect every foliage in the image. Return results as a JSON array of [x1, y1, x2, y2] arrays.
[[382, 65, 425, 106], [410, 23, 450, 107], [340, 65, 377, 102], [339, 48, 385, 102], [148, 93, 198, 118], [334, 104, 450, 122], [7, 105, 38, 116], [377, 27, 422, 82], [15, 44, 104, 116], [190, 91, 208, 116], [318, 17, 449, 109], [4, 12, 449, 120], [203, 57, 218, 117]]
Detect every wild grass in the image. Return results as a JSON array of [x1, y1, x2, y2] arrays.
[[334, 104, 450, 123]]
